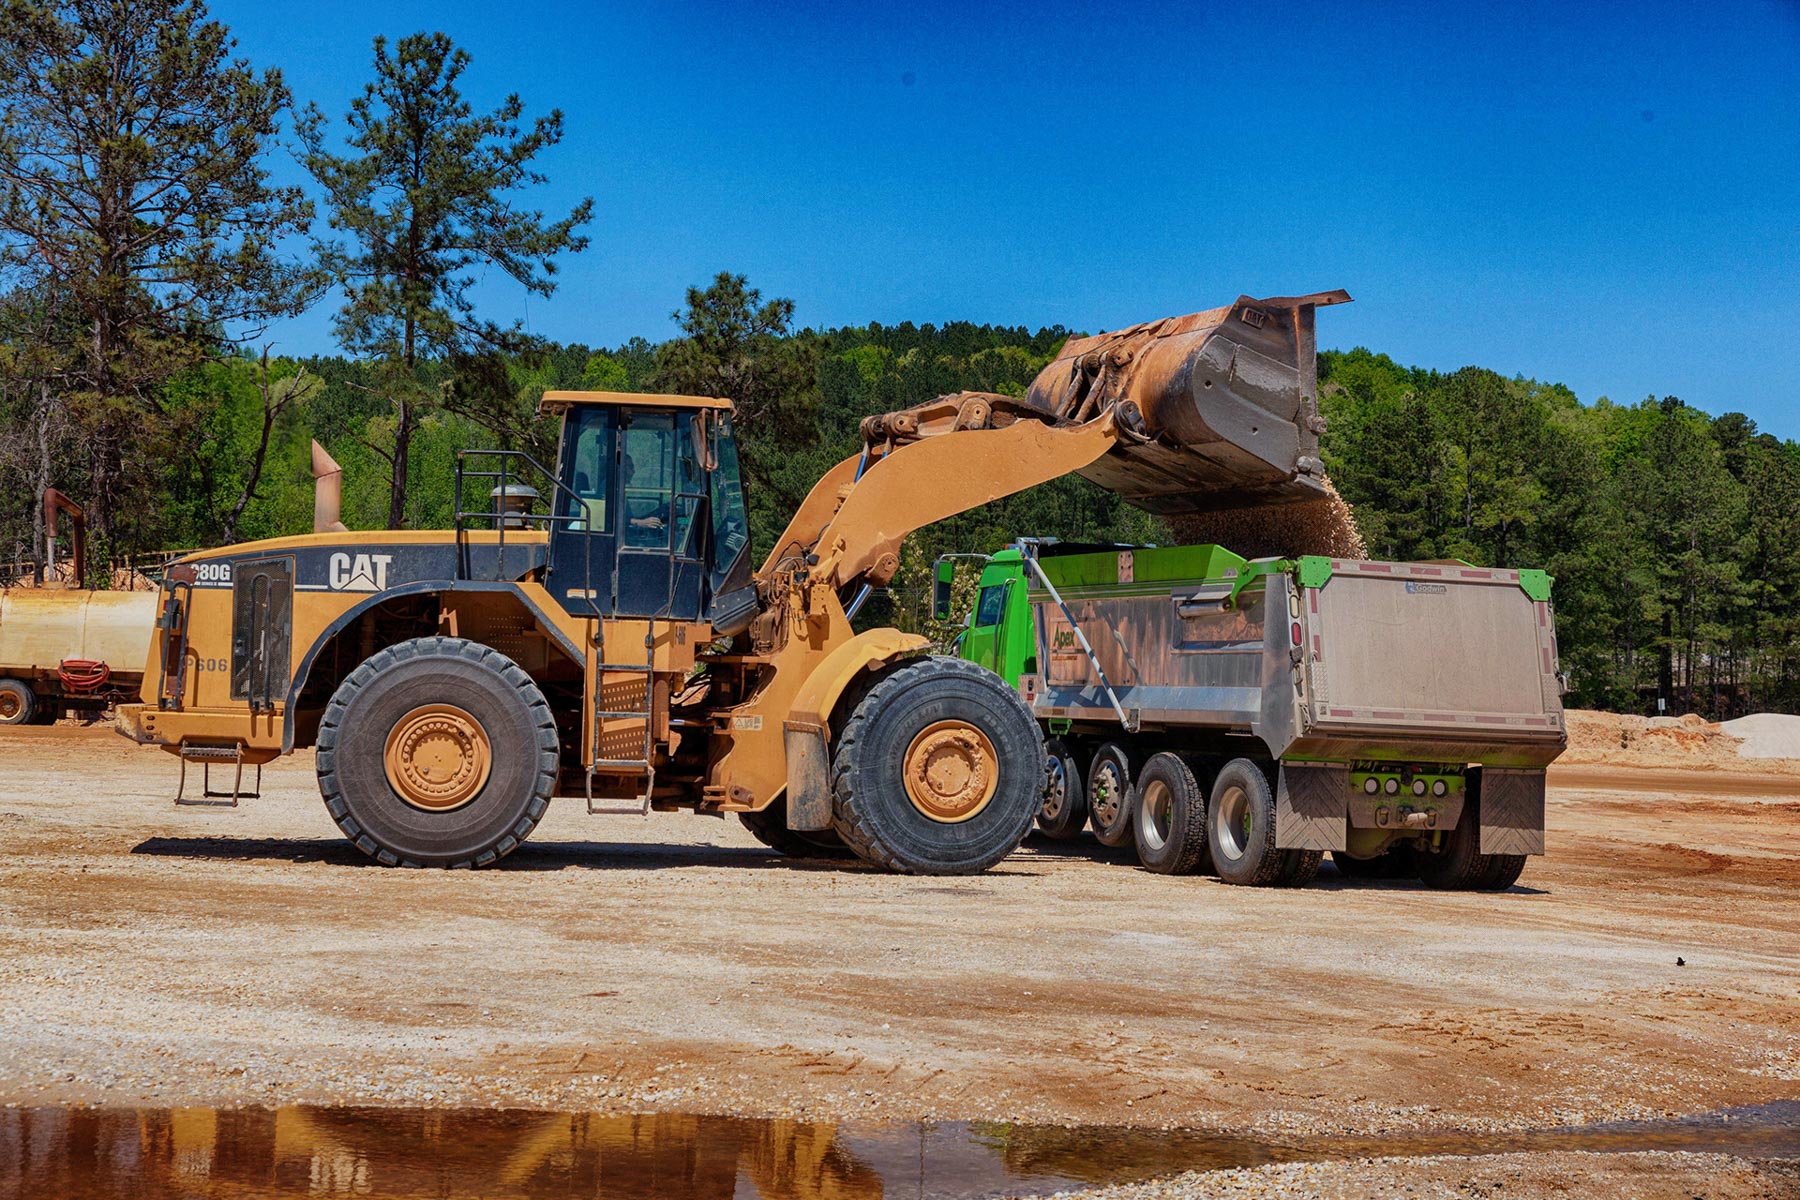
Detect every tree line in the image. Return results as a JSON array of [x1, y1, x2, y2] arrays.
[[2, 0, 1795, 717]]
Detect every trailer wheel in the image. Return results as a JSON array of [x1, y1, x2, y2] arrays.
[[831, 656, 1042, 875], [1086, 742, 1140, 849], [1207, 758, 1288, 886], [739, 799, 855, 859], [1132, 752, 1210, 875], [1037, 738, 1088, 840], [0, 680, 35, 726], [316, 637, 558, 869]]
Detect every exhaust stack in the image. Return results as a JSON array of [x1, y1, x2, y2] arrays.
[[311, 441, 348, 534], [41, 488, 85, 587]]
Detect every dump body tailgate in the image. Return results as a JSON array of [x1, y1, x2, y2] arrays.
[[1302, 560, 1563, 745]]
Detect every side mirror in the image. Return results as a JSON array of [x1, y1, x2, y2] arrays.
[[932, 559, 954, 621]]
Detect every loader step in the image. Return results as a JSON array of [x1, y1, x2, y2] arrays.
[[174, 742, 261, 807]]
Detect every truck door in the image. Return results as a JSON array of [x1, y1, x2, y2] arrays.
[[963, 581, 1012, 681]]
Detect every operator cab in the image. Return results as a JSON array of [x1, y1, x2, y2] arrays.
[[541, 391, 755, 631]]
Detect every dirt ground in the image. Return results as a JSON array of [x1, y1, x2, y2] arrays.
[[1, 723, 1797, 1195]]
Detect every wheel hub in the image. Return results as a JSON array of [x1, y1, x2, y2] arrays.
[[903, 719, 999, 823], [383, 703, 492, 812], [1091, 762, 1123, 825], [1042, 754, 1067, 820], [0, 692, 19, 722]]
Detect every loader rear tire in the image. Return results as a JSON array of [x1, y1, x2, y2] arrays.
[[1132, 752, 1210, 875], [0, 679, 35, 726], [739, 800, 854, 859], [1208, 758, 1288, 887], [1037, 738, 1088, 840], [316, 637, 557, 869], [831, 656, 1042, 875], [1086, 742, 1140, 849]]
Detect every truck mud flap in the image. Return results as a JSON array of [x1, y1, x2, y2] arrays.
[[1276, 762, 1347, 852], [1478, 768, 1546, 856]]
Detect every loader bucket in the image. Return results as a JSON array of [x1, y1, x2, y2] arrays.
[[1022, 290, 1351, 513]]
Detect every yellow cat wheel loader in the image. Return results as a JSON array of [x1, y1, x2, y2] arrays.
[[115, 290, 1348, 873]]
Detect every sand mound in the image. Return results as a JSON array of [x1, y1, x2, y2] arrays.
[[1719, 712, 1800, 759], [1166, 475, 1367, 559], [1560, 709, 1800, 774]]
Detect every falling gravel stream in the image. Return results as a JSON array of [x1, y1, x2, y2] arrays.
[[2, 1101, 1796, 1198]]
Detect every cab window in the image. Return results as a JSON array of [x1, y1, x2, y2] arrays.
[[974, 583, 1007, 627], [621, 415, 675, 548], [709, 416, 750, 588], [564, 408, 613, 531]]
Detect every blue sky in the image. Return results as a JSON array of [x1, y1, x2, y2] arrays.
[[215, 0, 1800, 436]]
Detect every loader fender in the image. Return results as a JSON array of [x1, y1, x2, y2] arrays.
[[782, 628, 930, 831], [281, 581, 584, 753]]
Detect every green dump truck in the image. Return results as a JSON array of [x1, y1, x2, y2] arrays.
[[937, 541, 1567, 889]]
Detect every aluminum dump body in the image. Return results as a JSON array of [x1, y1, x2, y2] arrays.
[[1025, 547, 1565, 769]]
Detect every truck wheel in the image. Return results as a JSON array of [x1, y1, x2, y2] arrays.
[[1037, 738, 1088, 839], [1477, 853, 1527, 892], [739, 799, 854, 859], [1277, 849, 1324, 887], [1133, 752, 1209, 874], [1086, 742, 1140, 849], [831, 656, 1042, 875], [1208, 758, 1288, 886], [0, 680, 36, 726], [1416, 798, 1493, 891], [316, 637, 558, 868]]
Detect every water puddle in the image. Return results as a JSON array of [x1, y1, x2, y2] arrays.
[[2, 1102, 1794, 1198]]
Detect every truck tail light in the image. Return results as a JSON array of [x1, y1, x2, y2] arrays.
[[1290, 621, 1303, 646]]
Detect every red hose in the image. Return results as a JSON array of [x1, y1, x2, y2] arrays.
[[58, 659, 110, 692]]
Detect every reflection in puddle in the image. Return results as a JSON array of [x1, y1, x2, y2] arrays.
[[1, 1102, 1795, 1199]]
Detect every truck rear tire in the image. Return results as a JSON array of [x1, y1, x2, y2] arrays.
[[739, 800, 854, 859], [1133, 751, 1210, 875], [1277, 849, 1324, 887], [316, 637, 558, 869], [1208, 758, 1288, 886], [1477, 853, 1528, 891], [1417, 796, 1494, 891], [830, 656, 1042, 875], [1086, 742, 1140, 849], [0, 679, 35, 726], [1037, 738, 1088, 840]]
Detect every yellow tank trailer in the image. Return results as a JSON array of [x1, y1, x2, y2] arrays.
[[0, 492, 157, 725]]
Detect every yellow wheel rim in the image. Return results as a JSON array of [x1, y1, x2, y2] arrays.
[[902, 719, 999, 824], [0, 691, 20, 722], [383, 703, 493, 812]]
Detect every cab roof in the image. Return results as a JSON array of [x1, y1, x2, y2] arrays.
[[539, 390, 733, 414]]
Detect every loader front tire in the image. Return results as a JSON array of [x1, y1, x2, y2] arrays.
[[831, 656, 1042, 875], [316, 637, 557, 869]]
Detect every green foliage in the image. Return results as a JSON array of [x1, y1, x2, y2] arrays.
[[298, 31, 592, 528], [0, 0, 314, 540]]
